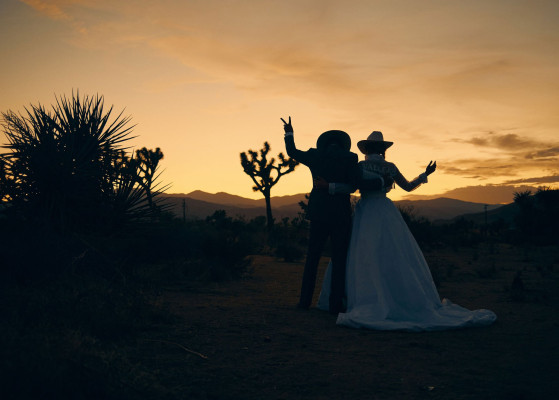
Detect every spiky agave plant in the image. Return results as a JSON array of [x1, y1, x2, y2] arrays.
[[1, 92, 166, 231]]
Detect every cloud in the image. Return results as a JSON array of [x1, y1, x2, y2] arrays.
[[437, 158, 517, 178], [443, 131, 559, 181], [20, 0, 92, 34], [17, 1, 559, 117], [21, 0, 72, 21], [452, 131, 554, 152], [525, 146, 559, 160], [20, 0, 374, 100], [504, 175, 559, 185]]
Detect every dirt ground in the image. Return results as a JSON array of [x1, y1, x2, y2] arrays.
[[139, 244, 559, 400]]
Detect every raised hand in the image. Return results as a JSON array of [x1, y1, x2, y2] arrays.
[[280, 116, 293, 134], [425, 161, 437, 176]]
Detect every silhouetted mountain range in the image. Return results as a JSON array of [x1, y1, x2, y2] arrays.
[[446, 202, 518, 226], [163, 191, 511, 223], [395, 198, 504, 223], [177, 190, 305, 208]]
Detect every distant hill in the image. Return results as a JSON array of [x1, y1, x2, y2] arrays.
[[162, 191, 507, 223], [166, 191, 307, 209], [446, 202, 518, 226], [162, 196, 269, 220], [396, 197, 502, 223]]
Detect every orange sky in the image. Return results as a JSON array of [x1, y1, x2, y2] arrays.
[[1, 0, 558, 204]]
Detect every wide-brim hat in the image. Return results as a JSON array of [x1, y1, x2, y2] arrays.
[[357, 131, 393, 154], [316, 130, 351, 151]]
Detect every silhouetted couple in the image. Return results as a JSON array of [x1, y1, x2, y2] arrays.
[[282, 117, 496, 331]]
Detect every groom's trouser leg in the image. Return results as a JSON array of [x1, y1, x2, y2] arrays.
[[299, 220, 329, 308], [329, 218, 352, 312]]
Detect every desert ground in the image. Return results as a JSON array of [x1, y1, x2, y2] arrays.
[[132, 243, 558, 400]]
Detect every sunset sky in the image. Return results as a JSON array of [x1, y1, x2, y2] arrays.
[[1, 0, 558, 204]]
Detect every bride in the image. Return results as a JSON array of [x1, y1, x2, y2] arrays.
[[317, 131, 497, 331]]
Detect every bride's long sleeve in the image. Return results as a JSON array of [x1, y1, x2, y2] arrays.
[[392, 165, 428, 192]]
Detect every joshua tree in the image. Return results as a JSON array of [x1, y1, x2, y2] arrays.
[[240, 141, 298, 230], [0, 92, 166, 231], [135, 147, 166, 210], [298, 193, 310, 220]]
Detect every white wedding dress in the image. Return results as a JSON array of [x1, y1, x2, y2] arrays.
[[317, 154, 497, 331]]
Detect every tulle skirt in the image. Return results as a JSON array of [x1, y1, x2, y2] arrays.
[[318, 193, 496, 331]]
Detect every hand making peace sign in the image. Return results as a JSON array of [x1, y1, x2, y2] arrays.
[[280, 116, 293, 134]]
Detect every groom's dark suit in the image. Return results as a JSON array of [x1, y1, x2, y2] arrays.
[[284, 126, 385, 313]]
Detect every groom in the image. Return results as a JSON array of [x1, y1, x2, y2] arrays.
[[282, 117, 389, 314]]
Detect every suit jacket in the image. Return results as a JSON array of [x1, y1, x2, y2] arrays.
[[285, 134, 379, 222]]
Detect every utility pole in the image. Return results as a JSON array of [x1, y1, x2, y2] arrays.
[[484, 204, 488, 236]]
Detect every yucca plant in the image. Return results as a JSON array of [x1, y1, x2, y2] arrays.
[[0, 158, 11, 202], [1, 92, 167, 232]]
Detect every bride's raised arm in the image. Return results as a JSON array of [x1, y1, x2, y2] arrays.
[[393, 161, 436, 192]]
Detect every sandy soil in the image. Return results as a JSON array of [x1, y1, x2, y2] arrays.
[[139, 244, 559, 400]]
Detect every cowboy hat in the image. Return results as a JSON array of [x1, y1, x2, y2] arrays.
[[316, 130, 351, 151], [357, 131, 393, 154]]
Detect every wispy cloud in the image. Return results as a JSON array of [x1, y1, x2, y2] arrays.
[[18, 1, 559, 114], [439, 156, 558, 179], [21, 0, 72, 21], [525, 147, 559, 160], [452, 131, 556, 153], [504, 175, 559, 185], [438, 161, 516, 179], [20, 0, 93, 34], [443, 130, 559, 181]]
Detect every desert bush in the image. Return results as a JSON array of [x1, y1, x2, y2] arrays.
[[100, 211, 257, 282], [0, 217, 83, 282], [0, 93, 167, 233], [197, 217, 254, 280], [0, 219, 175, 399], [274, 241, 305, 262], [266, 216, 308, 261], [398, 205, 434, 245], [513, 188, 559, 245]]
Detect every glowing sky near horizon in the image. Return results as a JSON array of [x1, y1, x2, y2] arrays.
[[1, 0, 558, 203]]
